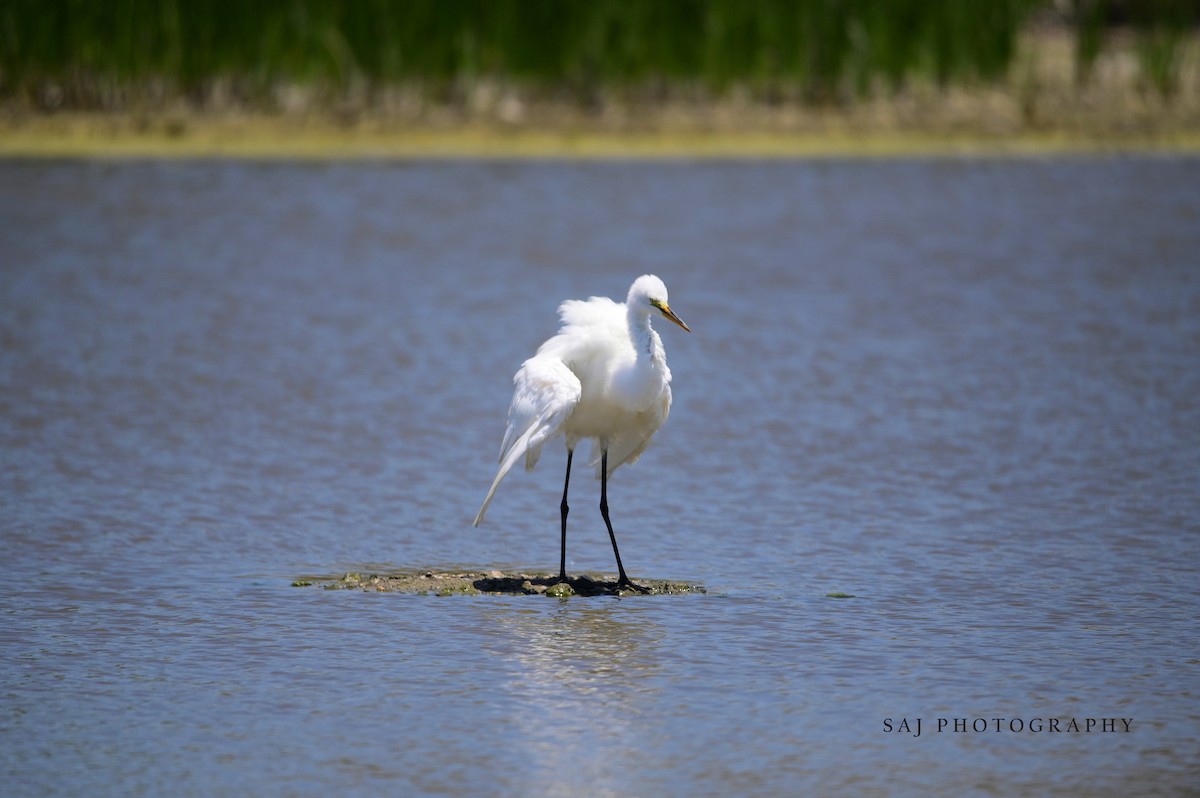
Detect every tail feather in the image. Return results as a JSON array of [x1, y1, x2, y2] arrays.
[[473, 355, 581, 527], [473, 420, 547, 527]]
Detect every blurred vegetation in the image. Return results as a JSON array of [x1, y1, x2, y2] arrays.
[[0, 0, 1197, 109], [1075, 0, 1198, 94]]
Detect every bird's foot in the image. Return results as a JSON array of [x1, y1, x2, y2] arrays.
[[616, 575, 652, 594]]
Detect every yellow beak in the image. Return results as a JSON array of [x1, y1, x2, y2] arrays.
[[659, 303, 691, 333]]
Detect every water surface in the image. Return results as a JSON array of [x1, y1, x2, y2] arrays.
[[2, 157, 1198, 795]]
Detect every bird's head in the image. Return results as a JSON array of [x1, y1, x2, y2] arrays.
[[630, 274, 691, 333]]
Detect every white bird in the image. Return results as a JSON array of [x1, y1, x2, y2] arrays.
[[473, 274, 691, 591]]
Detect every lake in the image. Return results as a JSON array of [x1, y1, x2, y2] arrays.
[[1, 156, 1198, 795]]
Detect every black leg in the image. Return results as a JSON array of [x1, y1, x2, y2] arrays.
[[599, 449, 649, 593], [559, 448, 573, 583]]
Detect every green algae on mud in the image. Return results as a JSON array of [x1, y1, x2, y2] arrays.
[[295, 570, 705, 597]]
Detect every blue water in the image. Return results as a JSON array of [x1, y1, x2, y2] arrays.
[[2, 157, 1198, 795]]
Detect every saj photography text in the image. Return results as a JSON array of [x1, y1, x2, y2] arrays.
[[883, 717, 1134, 738]]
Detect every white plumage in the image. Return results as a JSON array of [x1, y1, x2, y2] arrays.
[[473, 274, 690, 590]]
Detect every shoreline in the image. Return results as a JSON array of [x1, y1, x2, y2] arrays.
[[4, 31, 1199, 160], [3, 112, 1199, 159]]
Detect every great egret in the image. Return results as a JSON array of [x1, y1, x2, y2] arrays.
[[473, 274, 690, 591]]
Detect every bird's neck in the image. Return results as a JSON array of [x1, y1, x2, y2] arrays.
[[627, 308, 662, 361]]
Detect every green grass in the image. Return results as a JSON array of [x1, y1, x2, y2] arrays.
[[0, 0, 1194, 107]]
